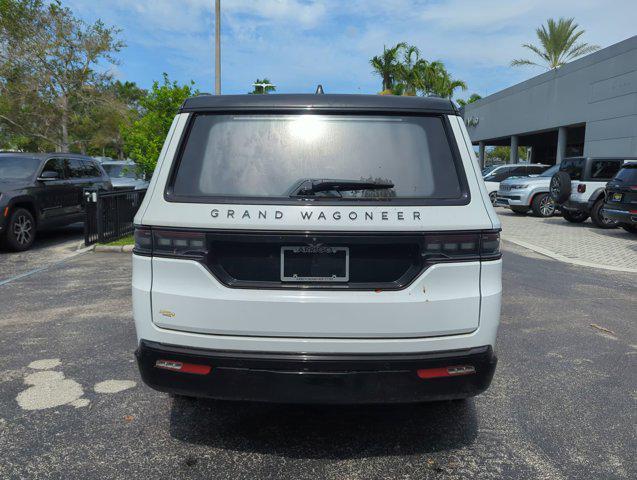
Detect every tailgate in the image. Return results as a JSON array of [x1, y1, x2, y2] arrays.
[[150, 256, 480, 338]]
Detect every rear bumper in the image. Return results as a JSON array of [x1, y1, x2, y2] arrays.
[[559, 200, 590, 213], [602, 206, 637, 224], [136, 340, 497, 404]]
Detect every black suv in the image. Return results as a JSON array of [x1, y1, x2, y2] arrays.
[[603, 162, 637, 234], [0, 153, 112, 251]]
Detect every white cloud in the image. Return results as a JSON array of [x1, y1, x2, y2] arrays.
[[64, 0, 637, 96]]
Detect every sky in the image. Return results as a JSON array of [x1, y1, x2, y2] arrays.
[[66, 0, 637, 101]]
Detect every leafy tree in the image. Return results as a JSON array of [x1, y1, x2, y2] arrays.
[[371, 43, 467, 98], [249, 78, 276, 94], [456, 93, 482, 108], [121, 74, 196, 177], [486, 146, 528, 165], [396, 45, 426, 96], [370, 43, 407, 93], [511, 18, 600, 69], [0, 0, 124, 152], [425, 63, 467, 98], [75, 81, 146, 158]]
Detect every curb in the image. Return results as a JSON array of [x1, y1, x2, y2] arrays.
[[502, 237, 637, 274], [92, 245, 133, 253]]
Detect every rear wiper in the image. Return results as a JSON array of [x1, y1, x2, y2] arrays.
[[288, 178, 394, 197]]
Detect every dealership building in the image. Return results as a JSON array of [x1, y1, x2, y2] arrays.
[[463, 35, 637, 167]]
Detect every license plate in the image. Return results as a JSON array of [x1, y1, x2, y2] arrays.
[[611, 193, 623, 202], [281, 246, 349, 282]]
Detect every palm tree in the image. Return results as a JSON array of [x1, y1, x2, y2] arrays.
[[371, 43, 467, 98], [511, 18, 600, 69], [456, 93, 482, 107], [396, 45, 429, 96], [422, 61, 467, 98], [249, 78, 276, 94], [370, 43, 407, 92]]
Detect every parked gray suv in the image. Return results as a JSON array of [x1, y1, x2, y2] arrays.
[[496, 164, 559, 217], [100, 160, 149, 190]]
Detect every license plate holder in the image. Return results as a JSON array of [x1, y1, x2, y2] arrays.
[[281, 246, 349, 282], [611, 193, 623, 202]]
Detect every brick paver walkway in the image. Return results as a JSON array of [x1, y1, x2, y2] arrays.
[[498, 209, 637, 272]]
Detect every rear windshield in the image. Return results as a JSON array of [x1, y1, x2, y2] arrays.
[[0, 156, 41, 180], [103, 164, 139, 179], [614, 164, 637, 183], [171, 114, 463, 202], [539, 164, 560, 177]]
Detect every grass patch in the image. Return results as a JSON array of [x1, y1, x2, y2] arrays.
[[100, 234, 134, 246]]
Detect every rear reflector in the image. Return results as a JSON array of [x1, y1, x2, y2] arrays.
[[155, 359, 212, 375], [417, 365, 476, 379], [577, 184, 586, 193]]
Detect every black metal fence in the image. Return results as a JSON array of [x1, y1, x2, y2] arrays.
[[84, 189, 147, 246]]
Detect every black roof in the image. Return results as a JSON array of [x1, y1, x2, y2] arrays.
[[180, 94, 457, 114]]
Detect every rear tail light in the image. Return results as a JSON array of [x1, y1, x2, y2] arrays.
[[577, 184, 586, 193], [134, 226, 206, 258], [423, 231, 500, 261], [134, 227, 152, 255], [417, 365, 476, 379], [135, 227, 500, 262], [155, 359, 212, 375]]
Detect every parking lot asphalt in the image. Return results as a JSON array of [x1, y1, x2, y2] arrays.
[[0, 223, 84, 283], [0, 245, 635, 480]]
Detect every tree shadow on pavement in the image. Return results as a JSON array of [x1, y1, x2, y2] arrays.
[[169, 397, 478, 459]]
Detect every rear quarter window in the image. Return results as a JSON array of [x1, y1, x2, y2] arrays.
[[168, 113, 468, 205], [559, 159, 584, 181], [589, 160, 621, 180]]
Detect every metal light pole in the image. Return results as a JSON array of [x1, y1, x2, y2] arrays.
[[214, 0, 221, 94]]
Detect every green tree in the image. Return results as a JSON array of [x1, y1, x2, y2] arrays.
[[426, 64, 467, 98], [511, 17, 600, 69], [370, 43, 407, 93], [249, 78, 276, 94], [76, 81, 146, 158], [0, 0, 124, 152], [396, 45, 427, 96], [456, 93, 482, 107], [485, 146, 528, 165], [121, 74, 196, 177], [371, 43, 467, 99]]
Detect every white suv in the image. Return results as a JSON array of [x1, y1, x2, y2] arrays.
[[132, 94, 502, 403], [496, 164, 560, 216], [550, 157, 635, 228], [483, 163, 550, 205]]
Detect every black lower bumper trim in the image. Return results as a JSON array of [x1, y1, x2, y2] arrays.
[[560, 200, 590, 213], [136, 340, 497, 404], [602, 206, 637, 224]]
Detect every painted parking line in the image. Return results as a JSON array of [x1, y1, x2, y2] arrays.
[[0, 246, 93, 287]]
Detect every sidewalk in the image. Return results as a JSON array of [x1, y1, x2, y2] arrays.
[[498, 209, 637, 273]]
